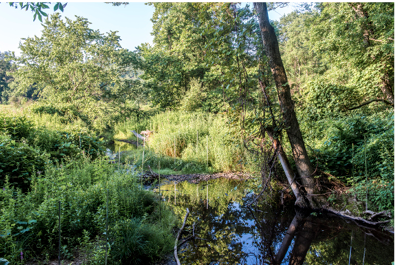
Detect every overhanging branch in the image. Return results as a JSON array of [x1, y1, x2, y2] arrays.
[[347, 98, 393, 110]]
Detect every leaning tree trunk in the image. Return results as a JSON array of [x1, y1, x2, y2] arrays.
[[254, 3, 316, 196], [266, 128, 309, 208]]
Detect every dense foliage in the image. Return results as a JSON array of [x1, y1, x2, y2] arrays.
[[0, 52, 14, 103], [0, 157, 176, 264], [0, 2, 393, 263], [0, 113, 105, 189], [137, 3, 266, 114], [7, 13, 141, 133]]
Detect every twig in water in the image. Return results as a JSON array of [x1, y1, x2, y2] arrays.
[[174, 208, 190, 265]]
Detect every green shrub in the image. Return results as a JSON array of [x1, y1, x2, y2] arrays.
[[31, 103, 89, 125], [30, 100, 134, 134], [0, 113, 106, 190], [0, 157, 176, 263], [311, 113, 393, 182], [0, 136, 48, 189], [110, 216, 174, 264], [302, 111, 394, 214], [28, 128, 105, 161], [0, 115, 34, 140]]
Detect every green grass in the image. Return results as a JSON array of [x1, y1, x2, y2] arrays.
[[113, 110, 254, 174]]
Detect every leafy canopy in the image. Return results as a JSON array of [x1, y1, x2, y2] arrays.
[[9, 13, 140, 132], [138, 2, 273, 119]]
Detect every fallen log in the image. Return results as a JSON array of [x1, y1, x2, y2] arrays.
[[363, 210, 392, 221], [323, 208, 391, 226]]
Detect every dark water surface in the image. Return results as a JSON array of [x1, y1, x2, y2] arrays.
[[159, 178, 394, 265]]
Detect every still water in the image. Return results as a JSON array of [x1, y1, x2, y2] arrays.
[[159, 178, 394, 265]]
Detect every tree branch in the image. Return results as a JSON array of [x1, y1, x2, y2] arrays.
[[347, 98, 394, 110]]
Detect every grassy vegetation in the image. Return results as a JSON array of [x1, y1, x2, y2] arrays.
[[0, 101, 393, 263], [0, 105, 178, 264], [113, 111, 257, 174], [1, 157, 177, 264]]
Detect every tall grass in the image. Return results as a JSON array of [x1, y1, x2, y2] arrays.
[[114, 111, 252, 173]]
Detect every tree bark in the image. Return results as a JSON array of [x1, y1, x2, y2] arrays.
[[266, 129, 309, 209], [254, 2, 315, 195]]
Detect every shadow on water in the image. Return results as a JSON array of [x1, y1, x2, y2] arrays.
[[159, 178, 394, 265]]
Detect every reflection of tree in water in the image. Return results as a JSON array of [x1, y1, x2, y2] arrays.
[[161, 178, 251, 264], [246, 196, 297, 264], [160, 179, 394, 264], [251, 203, 394, 265], [302, 216, 394, 265]]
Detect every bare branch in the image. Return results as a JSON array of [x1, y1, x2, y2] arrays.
[[174, 208, 190, 265], [347, 98, 393, 110]]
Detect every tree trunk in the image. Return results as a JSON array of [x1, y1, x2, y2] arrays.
[[266, 129, 309, 209], [254, 2, 315, 195]]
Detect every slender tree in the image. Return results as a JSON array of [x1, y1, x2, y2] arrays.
[[254, 3, 316, 202]]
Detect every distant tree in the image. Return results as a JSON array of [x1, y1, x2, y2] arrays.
[[9, 13, 140, 132], [138, 3, 264, 112]]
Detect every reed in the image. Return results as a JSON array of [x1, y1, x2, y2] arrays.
[[117, 111, 252, 173]]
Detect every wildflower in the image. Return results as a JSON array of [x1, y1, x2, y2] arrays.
[[21, 251, 23, 260]]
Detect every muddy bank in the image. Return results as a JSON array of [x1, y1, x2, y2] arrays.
[[141, 171, 253, 184]]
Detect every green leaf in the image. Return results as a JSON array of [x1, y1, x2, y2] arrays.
[[54, 3, 59, 11], [59, 3, 64, 12], [39, 10, 48, 17]]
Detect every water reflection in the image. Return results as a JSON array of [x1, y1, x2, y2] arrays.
[[160, 178, 394, 265]]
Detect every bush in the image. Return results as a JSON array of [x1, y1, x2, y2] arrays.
[[0, 113, 106, 190], [0, 157, 177, 263], [31, 100, 134, 134], [303, 111, 394, 214], [31, 103, 90, 125], [0, 135, 48, 189], [0, 115, 34, 140]]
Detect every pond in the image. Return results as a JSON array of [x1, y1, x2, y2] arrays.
[[158, 178, 394, 265], [106, 143, 394, 264]]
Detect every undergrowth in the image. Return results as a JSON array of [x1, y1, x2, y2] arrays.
[[0, 157, 177, 264]]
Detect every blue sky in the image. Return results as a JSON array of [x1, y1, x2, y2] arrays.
[[0, 2, 295, 56]]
